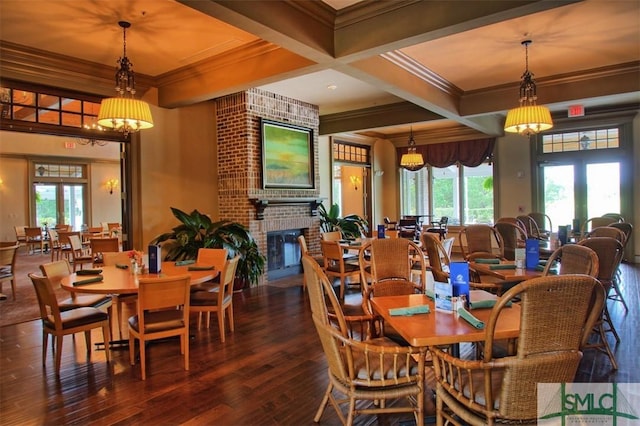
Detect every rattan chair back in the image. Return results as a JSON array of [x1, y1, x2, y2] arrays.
[[458, 224, 504, 260], [578, 237, 623, 290], [421, 232, 450, 283], [528, 212, 552, 236], [543, 244, 599, 277], [494, 221, 526, 260], [584, 226, 625, 243], [517, 215, 543, 239]]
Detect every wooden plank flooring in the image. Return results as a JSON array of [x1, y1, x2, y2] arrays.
[[0, 260, 638, 425]]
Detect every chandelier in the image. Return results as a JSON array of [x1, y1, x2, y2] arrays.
[[77, 123, 108, 146], [504, 40, 553, 136], [400, 127, 424, 171], [97, 21, 153, 136]]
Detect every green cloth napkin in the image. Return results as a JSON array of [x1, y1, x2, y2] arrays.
[[175, 260, 196, 266], [535, 264, 546, 272], [489, 264, 517, 270], [389, 305, 430, 316], [474, 258, 500, 264], [73, 276, 103, 286], [457, 307, 484, 329], [76, 269, 102, 275], [188, 265, 215, 271], [468, 299, 512, 309], [115, 263, 129, 269]]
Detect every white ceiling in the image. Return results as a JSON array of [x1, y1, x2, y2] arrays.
[[0, 0, 638, 139]]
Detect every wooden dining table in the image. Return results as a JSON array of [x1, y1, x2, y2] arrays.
[[370, 291, 521, 350], [469, 260, 544, 284], [60, 262, 219, 295]]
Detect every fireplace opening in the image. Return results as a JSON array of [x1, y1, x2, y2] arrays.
[[267, 229, 303, 280]]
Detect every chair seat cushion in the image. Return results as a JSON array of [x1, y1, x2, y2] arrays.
[[48, 307, 108, 329], [351, 346, 420, 380], [59, 294, 112, 311], [129, 310, 185, 333], [326, 263, 359, 273], [189, 291, 231, 306]]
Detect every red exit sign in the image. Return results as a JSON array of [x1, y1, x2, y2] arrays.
[[64, 141, 76, 149], [568, 104, 584, 117]]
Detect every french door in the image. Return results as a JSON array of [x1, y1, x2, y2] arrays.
[[33, 183, 86, 230], [540, 160, 621, 232]]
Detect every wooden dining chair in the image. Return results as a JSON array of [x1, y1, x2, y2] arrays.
[[0, 242, 20, 300], [320, 240, 360, 300], [28, 273, 111, 375], [89, 237, 120, 265], [189, 248, 227, 292], [101, 252, 138, 340], [301, 255, 427, 426], [189, 255, 240, 342], [431, 274, 604, 425], [128, 274, 191, 380], [24, 227, 44, 255], [68, 234, 94, 271]]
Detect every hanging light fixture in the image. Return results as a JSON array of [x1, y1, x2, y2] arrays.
[[400, 127, 424, 171], [77, 123, 108, 146], [504, 40, 553, 136], [97, 21, 153, 136]]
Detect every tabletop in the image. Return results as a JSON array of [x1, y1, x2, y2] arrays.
[[370, 291, 521, 348], [469, 260, 544, 283], [60, 262, 219, 294]]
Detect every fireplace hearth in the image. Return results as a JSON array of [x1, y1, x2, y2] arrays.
[[267, 229, 303, 280]]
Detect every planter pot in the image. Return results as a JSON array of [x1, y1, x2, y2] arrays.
[[233, 277, 248, 292]]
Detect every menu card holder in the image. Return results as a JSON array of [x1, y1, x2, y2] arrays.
[[435, 281, 453, 312], [148, 245, 162, 273], [377, 224, 386, 239], [525, 238, 540, 270], [450, 261, 470, 307]]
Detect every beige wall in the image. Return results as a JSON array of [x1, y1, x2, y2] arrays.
[[494, 133, 533, 218], [373, 138, 399, 226], [136, 101, 218, 249], [0, 131, 120, 241]]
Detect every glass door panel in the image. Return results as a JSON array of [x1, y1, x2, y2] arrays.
[[542, 165, 574, 231], [34, 184, 57, 228], [64, 184, 85, 230], [432, 166, 458, 222], [586, 162, 619, 218], [463, 163, 493, 224]]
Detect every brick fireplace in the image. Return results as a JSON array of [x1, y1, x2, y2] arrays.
[[215, 88, 322, 285]]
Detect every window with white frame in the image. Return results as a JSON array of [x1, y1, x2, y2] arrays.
[[400, 162, 494, 225]]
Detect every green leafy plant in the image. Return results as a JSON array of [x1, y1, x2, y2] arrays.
[[150, 207, 265, 288], [318, 203, 368, 240]]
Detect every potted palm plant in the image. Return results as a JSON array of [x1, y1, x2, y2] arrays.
[[149, 207, 266, 289], [318, 203, 368, 239]]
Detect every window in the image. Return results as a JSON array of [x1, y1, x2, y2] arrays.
[[400, 162, 494, 225], [1, 85, 101, 129]]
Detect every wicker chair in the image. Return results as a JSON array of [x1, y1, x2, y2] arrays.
[[580, 216, 618, 237], [301, 255, 427, 426], [320, 240, 360, 300], [527, 212, 552, 238], [583, 226, 625, 243], [298, 235, 323, 291], [494, 221, 526, 261], [578, 237, 624, 369], [542, 244, 599, 277], [458, 224, 505, 261], [431, 274, 604, 426], [420, 232, 450, 283], [517, 215, 545, 240]]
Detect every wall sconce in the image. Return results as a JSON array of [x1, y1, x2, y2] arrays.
[[350, 175, 361, 190], [374, 170, 384, 177], [106, 178, 119, 195]]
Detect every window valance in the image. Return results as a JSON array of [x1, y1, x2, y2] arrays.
[[396, 138, 495, 169]]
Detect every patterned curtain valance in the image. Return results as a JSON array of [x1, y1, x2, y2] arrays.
[[396, 138, 495, 169]]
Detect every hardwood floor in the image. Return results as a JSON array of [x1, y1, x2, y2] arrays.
[[0, 260, 638, 425]]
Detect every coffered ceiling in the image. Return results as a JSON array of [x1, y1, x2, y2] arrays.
[[1, 0, 638, 143]]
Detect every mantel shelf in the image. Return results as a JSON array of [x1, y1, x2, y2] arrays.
[[250, 198, 324, 220]]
